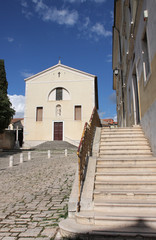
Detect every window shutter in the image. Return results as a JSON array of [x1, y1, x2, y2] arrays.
[[75, 106, 81, 120], [36, 107, 43, 121]]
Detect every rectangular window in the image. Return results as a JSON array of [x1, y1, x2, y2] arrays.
[[75, 106, 81, 120], [56, 88, 62, 100], [142, 30, 150, 82], [36, 107, 43, 121]]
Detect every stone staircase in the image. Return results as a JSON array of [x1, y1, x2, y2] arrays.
[[60, 126, 156, 238]]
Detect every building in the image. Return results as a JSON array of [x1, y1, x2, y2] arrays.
[[24, 61, 98, 147], [101, 118, 118, 127], [8, 118, 24, 147], [113, 0, 156, 155], [8, 118, 24, 130]]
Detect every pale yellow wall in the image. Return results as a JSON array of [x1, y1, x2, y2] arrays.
[[139, 53, 156, 118], [24, 64, 95, 144]]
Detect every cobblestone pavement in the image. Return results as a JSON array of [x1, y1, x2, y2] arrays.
[[0, 150, 77, 240]]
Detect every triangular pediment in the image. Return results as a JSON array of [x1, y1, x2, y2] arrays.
[[25, 63, 96, 82]]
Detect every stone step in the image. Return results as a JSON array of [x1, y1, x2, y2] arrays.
[[97, 156, 156, 160], [99, 149, 152, 155], [100, 145, 151, 150], [100, 141, 149, 146], [99, 155, 153, 159], [97, 159, 156, 164], [96, 164, 156, 173], [101, 129, 145, 136], [59, 125, 156, 238], [94, 190, 156, 201], [101, 128, 144, 132], [75, 210, 156, 229], [97, 156, 156, 164], [100, 137, 148, 142], [95, 181, 156, 190], [59, 217, 156, 238], [99, 154, 153, 158], [101, 132, 145, 136], [94, 200, 156, 214], [101, 134, 145, 138], [101, 128, 142, 133], [95, 172, 156, 181], [102, 126, 142, 129]]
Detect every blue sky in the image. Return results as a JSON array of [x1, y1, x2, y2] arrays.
[[0, 0, 116, 120]]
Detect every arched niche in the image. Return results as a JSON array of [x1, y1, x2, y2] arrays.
[[56, 104, 61, 116], [48, 87, 70, 101]]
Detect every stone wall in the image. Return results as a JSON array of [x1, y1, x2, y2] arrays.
[[0, 130, 15, 150], [141, 100, 156, 156]]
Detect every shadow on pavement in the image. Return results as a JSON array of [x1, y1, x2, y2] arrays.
[[60, 219, 156, 240]]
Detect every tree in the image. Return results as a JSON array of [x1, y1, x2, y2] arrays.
[[0, 59, 15, 133]]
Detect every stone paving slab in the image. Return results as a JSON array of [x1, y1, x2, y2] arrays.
[[0, 151, 77, 239]]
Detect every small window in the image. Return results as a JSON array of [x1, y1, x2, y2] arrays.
[[75, 106, 81, 120], [142, 30, 150, 82], [36, 107, 43, 121], [56, 88, 62, 100]]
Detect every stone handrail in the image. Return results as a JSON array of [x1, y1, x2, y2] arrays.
[[77, 107, 101, 211]]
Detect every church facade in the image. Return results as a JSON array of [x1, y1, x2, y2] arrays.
[[24, 61, 98, 147]]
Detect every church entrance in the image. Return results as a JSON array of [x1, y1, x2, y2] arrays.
[[54, 122, 63, 140]]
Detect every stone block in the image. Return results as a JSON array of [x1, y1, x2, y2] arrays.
[[19, 228, 42, 237]]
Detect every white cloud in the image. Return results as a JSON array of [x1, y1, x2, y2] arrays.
[[66, 0, 76, 2], [83, 17, 90, 28], [91, 23, 112, 37], [98, 111, 106, 119], [106, 54, 112, 63], [79, 20, 112, 41], [21, 71, 34, 78], [32, 0, 47, 11], [22, 9, 33, 19], [20, 0, 111, 41], [110, 10, 114, 21], [110, 10, 114, 25], [94, 0, 106, 2], [109, 92, 116, 104], [20, 0, 33, 19], [7, 37, 14, 43], [44, 8, 78, 26], [8, 95, 25, 118], [32, 0, 79, 26], [21, 0, 28, 8], [114, 114, 117, 122], [66, 0, 86, 2], [65, 0, 106, 3]]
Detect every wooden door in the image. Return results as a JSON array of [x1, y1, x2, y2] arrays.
[[54, 122, 63, 140]]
